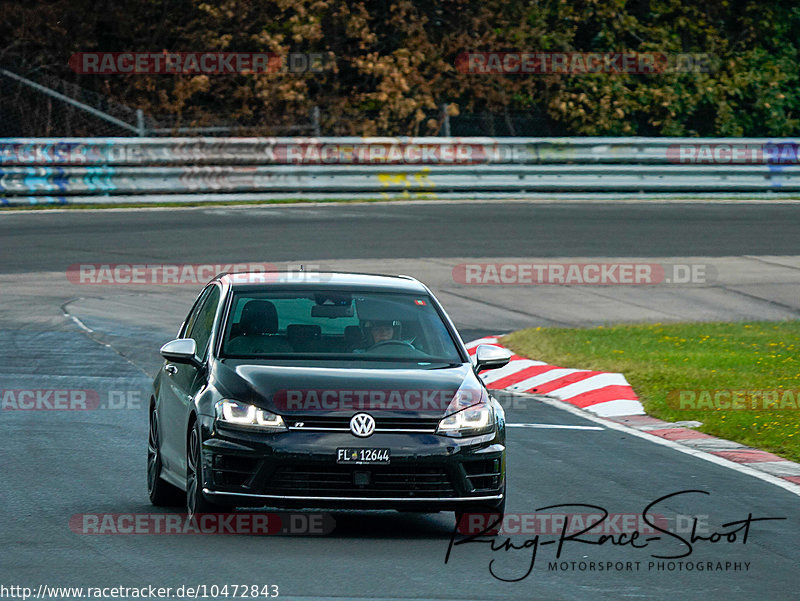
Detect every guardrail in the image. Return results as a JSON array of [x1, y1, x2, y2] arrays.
[[2, 137, 800, 203]]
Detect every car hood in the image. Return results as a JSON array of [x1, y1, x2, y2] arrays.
[[212, 360, 481, 419]]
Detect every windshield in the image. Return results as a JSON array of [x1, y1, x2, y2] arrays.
[[220, 289, 463, 363]]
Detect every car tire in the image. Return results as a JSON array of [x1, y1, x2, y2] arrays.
[[186, 421, 229, 517], [147, 407, 184, 507]]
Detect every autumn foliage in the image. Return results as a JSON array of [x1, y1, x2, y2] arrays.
[[2, 0, 798, 136]]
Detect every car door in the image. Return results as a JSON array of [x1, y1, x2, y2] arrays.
[[159, 284, 221, 475]]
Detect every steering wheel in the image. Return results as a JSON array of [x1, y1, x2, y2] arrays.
[[366, 339, 417, 351]]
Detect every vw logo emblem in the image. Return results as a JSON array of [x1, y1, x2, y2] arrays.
[[350, 413, 376, 437]]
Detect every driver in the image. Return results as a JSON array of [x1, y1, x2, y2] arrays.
[[367, 320, 395, 346]]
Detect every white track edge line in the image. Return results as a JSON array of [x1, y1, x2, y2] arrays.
[[507, 423, 605, 431], [63, 310, 94, 333]]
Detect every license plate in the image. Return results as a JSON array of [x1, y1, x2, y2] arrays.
[[337, 448, 391, 465]]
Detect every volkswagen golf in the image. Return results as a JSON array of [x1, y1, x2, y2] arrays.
[[147, 271, 510, 518]]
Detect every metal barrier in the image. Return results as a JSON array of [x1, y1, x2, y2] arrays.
[[2, 137, 800, 202]]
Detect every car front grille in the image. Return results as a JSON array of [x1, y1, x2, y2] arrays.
[[284, 416, 439, 433], [263, 464, 457, 498]]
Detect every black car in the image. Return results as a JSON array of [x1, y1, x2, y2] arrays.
[[148, 272, 511, 518]]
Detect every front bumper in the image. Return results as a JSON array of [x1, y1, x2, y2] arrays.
[[196, 414, 505, 511]]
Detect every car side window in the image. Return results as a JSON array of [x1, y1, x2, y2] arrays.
[[182, 286, 213, 338], [185, 286, 221, 360]]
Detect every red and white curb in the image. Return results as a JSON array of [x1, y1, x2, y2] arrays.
[[468, 336, 800, 490], [608, 414, 800, 486], [466, 336, 644, 418]]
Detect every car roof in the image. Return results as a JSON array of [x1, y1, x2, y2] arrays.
[[216, 271, 429, 293]]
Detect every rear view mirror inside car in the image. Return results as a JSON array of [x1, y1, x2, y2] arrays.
[[312, 292, 354, 317], [311, 304, 354, 318]]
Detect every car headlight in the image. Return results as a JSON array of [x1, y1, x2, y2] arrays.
[[436, 382, 496, 438], [437, 402, 495, 437], [215, 399, 287, 431]]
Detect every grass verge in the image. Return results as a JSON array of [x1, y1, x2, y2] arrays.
[[502, 321, 800, 462]]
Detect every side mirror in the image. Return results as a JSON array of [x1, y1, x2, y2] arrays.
[[160, 338, 198, 365], [474, 344, 512, 372]]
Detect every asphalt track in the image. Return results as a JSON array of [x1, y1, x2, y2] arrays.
[[1, 201, 799, 601], [2, 202, 800, 274]]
